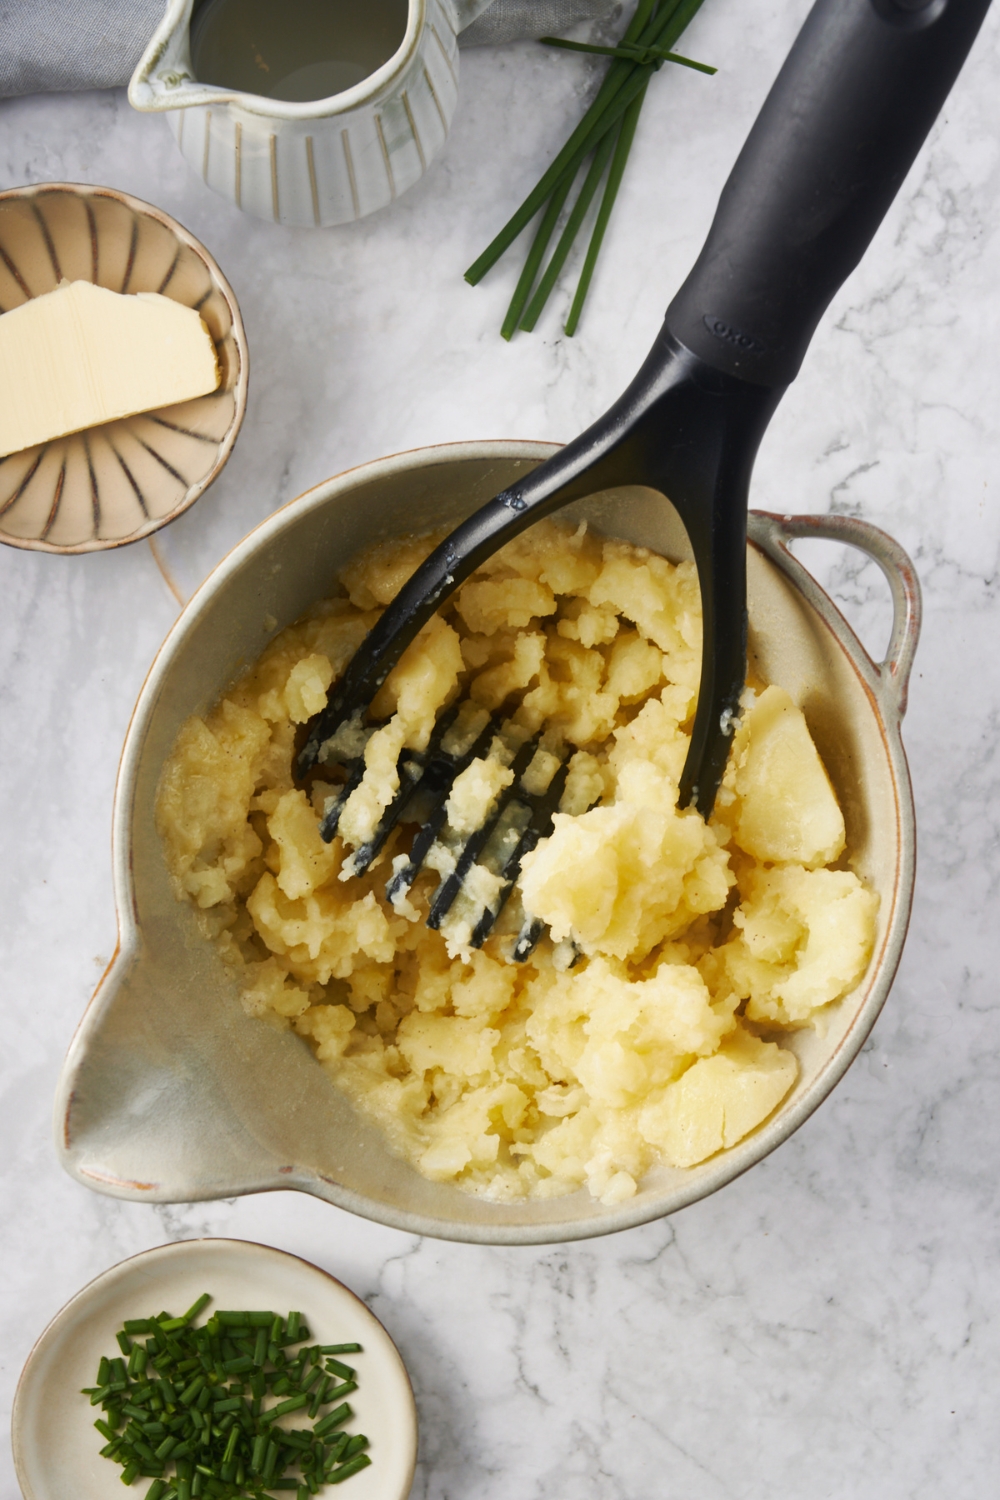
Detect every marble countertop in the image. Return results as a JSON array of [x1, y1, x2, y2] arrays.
[[4, 3, 1000, 1495]]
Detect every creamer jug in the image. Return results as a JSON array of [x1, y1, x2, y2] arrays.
[[130, 0, 495, 227]]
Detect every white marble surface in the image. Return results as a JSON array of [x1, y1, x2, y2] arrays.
[[4, 3, 1000, 1495]]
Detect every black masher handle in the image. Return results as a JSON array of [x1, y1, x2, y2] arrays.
[[665, 0, 992, 389]]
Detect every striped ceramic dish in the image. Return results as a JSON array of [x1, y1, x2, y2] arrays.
[[0, 182, 248, 554]]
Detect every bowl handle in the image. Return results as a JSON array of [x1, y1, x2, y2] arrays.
[[749, 510, 922, 721]]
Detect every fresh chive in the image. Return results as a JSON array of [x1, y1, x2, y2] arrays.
[[179, 1377, 205, 1407], [322, 1359, 355, 1382], [313, 1404, 352, 1439], [318, 1345, 362, 1356], [466, 0, 713, 332], [540, 35, 716, 74], [519, 126, 618, 331], [182, 1295, 212, 1324], [99, 1357, 112, 1384], [329, 1454, 372, 1483], [308, 1379, 328, 1420], [565, 83, 645, 336], [89, 1305, 370, 1496], [117, 1331, 133, 1356], [499, 165, 579, 341], [265, 1393, 310, 1421]]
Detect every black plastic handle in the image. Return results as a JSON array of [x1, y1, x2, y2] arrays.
[[666, 0, 992, 387]]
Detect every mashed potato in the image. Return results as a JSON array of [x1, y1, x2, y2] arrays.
[[157, 521, 878, 1205]]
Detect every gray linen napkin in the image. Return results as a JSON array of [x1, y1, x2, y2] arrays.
[[0, 0, 616, 99]]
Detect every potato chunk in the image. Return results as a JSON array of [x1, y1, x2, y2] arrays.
[[638, 1028, 798, 1167], [727, 686, 845, 867], [724, 865, 879, 1024]]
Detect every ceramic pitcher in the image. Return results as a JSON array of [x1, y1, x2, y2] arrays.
[[130, 0, 494, 228]]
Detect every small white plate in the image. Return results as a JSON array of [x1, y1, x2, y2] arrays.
[[12, 1239, 417, 1500]]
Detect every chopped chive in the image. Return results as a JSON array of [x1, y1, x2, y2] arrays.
[[117, 1331, 133, 1356], [253, 1328, 268, 1367], [182, 1294, 212, 1324], [121, 1460, 141, 1486], [329, 1454, 372, 1483], [313, 1404, 352, 1439], [318, 1345, 362, 1356], [342, 1435, 368, 1459], [99, 1357, 112, 1385], [264, 1394, 310, 1421], [286, 1313, 301, 1342], [146, 1481, 168, 1500], [325, 1433, 350, 1465], [251, 1434, 267, 1473], [179, 1377, 205, 1406], [269, 1483, 298, 1492], [155, 1437, 178, 1462], [262, 1440, 278, 1482], [322, 1359, 355, 1382]]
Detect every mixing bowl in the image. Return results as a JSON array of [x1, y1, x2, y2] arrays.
[[54, 441, 919, 1243]]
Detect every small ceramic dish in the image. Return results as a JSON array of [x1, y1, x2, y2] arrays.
[[55, 441, 919, 1244], [0, 183, 248, 554], [11, 1237, 418, 1500]]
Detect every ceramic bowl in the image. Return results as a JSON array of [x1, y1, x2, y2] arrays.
[[54, 442, 920, 1244], [0, 183, 248, 554], [11, 1237, 418, 1500]]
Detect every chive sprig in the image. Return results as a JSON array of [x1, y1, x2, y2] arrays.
[[465, 0, 717, 338], [80, 1298, 370, 1498]]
